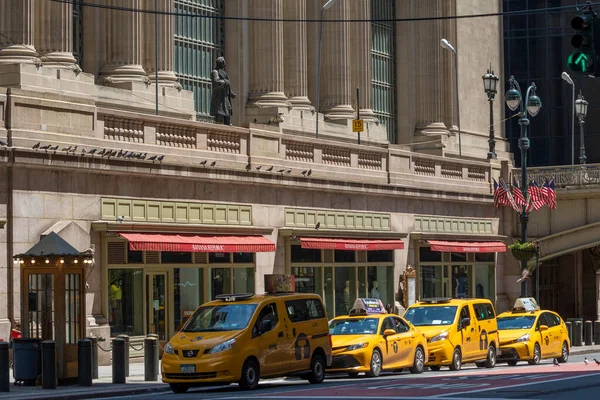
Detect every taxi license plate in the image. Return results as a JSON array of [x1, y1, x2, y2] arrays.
[[180, 364, 196, 374], [497, 350, 502, 356]]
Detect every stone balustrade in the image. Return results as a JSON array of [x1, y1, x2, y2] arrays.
[[513, 164, 600, 189]]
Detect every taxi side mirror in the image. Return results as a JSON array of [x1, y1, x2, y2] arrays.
[[539, 324, 548, 332], [461, 317, 471, 329], [383, 329, 396, 337]]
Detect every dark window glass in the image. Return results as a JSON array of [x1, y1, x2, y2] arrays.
[[285, 298, 326, 322], [473, 303, 496, 320], [253, 303, 279, 336], [475, 253, 495, 262], [380, 317, 395, 334], [161, 252, 192, 264], [451, 253, 467, 262], [209, 252, 231, 263], [419, 247, 442, 262], [394, 317, 410, 333], [127, 250, 143, 263], [233, 252, 253, 263], [335, 250, 355, 263], [367, 250, 393, 262], [291, 245, 322, 263]]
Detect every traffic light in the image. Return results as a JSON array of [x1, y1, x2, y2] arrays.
[[567, 10, 597, 76]]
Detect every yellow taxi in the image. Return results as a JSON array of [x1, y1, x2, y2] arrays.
[[497, 297, 570, 366], [161, 291, 332, 393], [327, 298, 428, 377], [403, 298, 499, 371]]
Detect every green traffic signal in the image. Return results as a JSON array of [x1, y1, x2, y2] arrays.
[[567, 51, 594, 73]]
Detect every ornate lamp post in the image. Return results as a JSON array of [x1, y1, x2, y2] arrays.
[[483, 68, 499, 159], [575, 92, 588, 164], [505, 75, 542, 297]]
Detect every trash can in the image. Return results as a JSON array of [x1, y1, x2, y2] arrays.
[[12, 338, 42, 384]]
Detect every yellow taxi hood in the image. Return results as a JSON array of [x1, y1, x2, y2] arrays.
[[411, 325, 451, 339], [498, 329, 529, 344], [331, 334, 376, 348], [169, 330, 241, 349]]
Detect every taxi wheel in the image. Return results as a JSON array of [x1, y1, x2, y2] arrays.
[[558, 342, 569, 363], [307, 354, 325, 384], [169, 383, 190, 394], [409, 346, 425, 374], [449, 348, 462, 371], [429, 366, 442, 371], [507, 361, 518, 366], [528, 343, 541, 365], [366, 349, 383, 377], [484, 346, 496, 368], [239, 359, 260, 390]]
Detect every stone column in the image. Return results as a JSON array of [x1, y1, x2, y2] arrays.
[[0, 0, 38, 64], [247, 0, 288, 107], [100, 0, 147, 83], [321, 0, 354, 119], [283, 0, 311, 109], [143, 0, 178, 86], [351, 0, 375, 121], [34, 0, 77, 67]]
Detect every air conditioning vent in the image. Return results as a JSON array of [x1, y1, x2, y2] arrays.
[[357, 251, 367, 263], [194, 253, 208, 264], [145, 252, 160, 264], [324, 250, 333, 263], [107, 241, 126, 264]]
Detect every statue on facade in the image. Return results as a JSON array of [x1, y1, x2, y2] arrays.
[[210, 57, 236, 126]]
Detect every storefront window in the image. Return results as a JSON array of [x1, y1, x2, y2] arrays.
[[324, 267, 333, 319], [210, 268, 231, 298], [161, 252, 192, 264], [233, 252, 254, 263], [367, 250, 393, 262], [293, 267, 322, 294], [127, 250, 143, 263], [367, 266, 393, 306], [108, 269, 143, 337], [335, 267, 356, 315], [420, 265, 444, 299], [420, 247, 442, 262], [475, 264, 494, 300], [174, 268, 205, 331], [233, 267, 255, 293], [291, 245, 322, 263], [451, 265, 471, 299], [335, 250, 355, 263]]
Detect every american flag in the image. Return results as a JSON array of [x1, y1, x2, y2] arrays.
[[527, 180, 546, 211], [493, 178, 508, 208], [500, 178, 520, 212], [512, 178, 526, 208], [546, 179, 557, 210]]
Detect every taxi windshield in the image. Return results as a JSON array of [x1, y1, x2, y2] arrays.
[[182, 303, 257, 332], [403, 306, 457, 326], [329, 318, 379, 335], [497, 315, 536, 330]]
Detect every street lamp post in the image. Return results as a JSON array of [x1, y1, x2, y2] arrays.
[[482, 68, 499, 159], [561, 72, 575, 165], [441, 39, 461, 159], [505, 75, 542, 297], [575, 92, 588, 164], [315, 0, 338, 139]]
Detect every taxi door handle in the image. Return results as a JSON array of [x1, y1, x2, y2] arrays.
[[293, 328, 296, 337], [471, 328, 475, 333], [278, 331, 284, 338]]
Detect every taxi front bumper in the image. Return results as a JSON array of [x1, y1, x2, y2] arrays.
[[327, 349, 372, 373], [497, 342, 531, 362], [425, 341, 453, 366], [161, 351, 241, 384]]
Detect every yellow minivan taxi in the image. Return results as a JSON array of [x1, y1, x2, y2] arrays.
[[497, 297, 570, 366], [161, 292, 332, 393], [403, 298, 499, 371], [328, 298, 428, 377]]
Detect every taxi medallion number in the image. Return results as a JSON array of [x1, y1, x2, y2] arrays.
[[353, 119, 364, 132], [181, 364, 196, 374]]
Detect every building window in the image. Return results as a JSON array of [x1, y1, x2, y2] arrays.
[[371, 0, 396, 143], [174, 0, 225, 121], [108, 269, 144, 337]]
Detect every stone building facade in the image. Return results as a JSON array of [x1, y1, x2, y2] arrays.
[[0, 0, 516, 362]]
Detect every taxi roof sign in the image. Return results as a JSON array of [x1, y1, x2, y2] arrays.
[[349, 298, 387, 315], [512, 297, 540, 312]]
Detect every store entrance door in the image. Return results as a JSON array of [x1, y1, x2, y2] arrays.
[[147, 272, 168, 341]]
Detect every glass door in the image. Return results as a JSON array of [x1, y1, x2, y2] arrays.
[[147, 272, 168, 340]]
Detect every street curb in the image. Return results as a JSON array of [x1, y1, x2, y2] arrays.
[[5, 384, 171, 400], [571, 347, 600, 356]]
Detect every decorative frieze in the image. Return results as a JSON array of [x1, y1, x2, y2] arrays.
[[156, 124, 196, 148], [104, 117, 144, 142], [207, 132, 240, 153], [358, 151, 382, 170], [284, 141, 313, 162], [414, 215, 494, 235], [323, 147, 351, 167], [285, 208, 391, 231]]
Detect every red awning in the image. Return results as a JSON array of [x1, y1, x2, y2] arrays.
[[427, 240, 506, 253], [300, 237, 404, 251], [118, 233, 275, 253]]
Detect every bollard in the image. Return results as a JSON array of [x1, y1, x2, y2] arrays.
[[574, 321, 583, 346], [0, 342, 9, 392], [566, 321, 573, 344], [595, 321, 600, 345], [584, 320, 593, 346], [42, 341, 56, 389], [117, 334, 130, 377], [144, 336, 159, 381], [87, 337, 99, 379], [112, 338, 126, 384], [78, 339, 93, 386]]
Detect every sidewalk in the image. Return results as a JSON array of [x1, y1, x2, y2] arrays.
[[0, 361, 170, 400]]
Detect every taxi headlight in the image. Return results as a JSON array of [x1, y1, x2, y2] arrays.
[[346, 343, 368, 351], [164, 342, 175, 355], [515, 334, 530, 343], [210, 338, 236, 354], [429, 331, 449, 343]]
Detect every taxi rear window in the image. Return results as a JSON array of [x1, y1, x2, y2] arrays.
[[285, 299, 325, 322]]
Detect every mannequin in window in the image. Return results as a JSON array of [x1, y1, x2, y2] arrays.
[[344, 281, 351, 312], [371, 281, 381, 299]]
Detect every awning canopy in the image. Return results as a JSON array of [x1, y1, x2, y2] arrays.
[[300, 237, 404, 251], [427, 240, 506, 253], [118, 233, 275, 253]]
